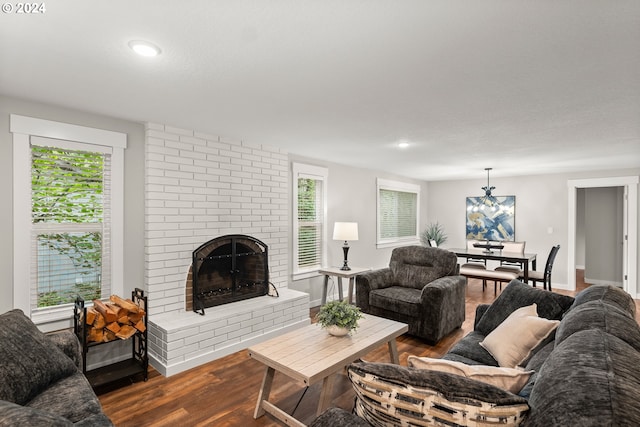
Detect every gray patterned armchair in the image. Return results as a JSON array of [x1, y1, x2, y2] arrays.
[[356, 246, 466, 344]]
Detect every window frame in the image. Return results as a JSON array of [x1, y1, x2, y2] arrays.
[[11, 115, 126, 332], [376, 178, 421, 249], [292, 163, 328, 280]]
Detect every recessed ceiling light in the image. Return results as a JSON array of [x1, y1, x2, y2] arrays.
[[397, 141, 410, 148], [128, 40, 161, 57]]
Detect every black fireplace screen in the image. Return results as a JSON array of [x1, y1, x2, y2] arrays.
[[192, 235, 269, 315]]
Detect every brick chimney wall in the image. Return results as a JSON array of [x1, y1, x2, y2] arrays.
[[144, 123, 289, 315]]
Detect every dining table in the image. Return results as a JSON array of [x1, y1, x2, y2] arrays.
[[449, 247, 537, 283]]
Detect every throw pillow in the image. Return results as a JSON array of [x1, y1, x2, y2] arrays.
[[475, 280, 573, 336], [0, 309, 78, 405], [407, 356, 533, 393], [348, 362, 529, 427], [480, 304, 559, 368]]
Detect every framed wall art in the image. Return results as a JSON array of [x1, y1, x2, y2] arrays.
[[466, 196, 515, 241]]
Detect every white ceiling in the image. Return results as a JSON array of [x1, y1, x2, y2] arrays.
[[1, 0, 639, 181]]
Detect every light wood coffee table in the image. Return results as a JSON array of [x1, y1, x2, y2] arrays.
[[248, 314, 408, 426]]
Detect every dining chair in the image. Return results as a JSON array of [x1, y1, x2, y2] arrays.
[[494, 241, 526, 274], [459, 239, 488, 290], [461, 239, 487, 269], [526, 245, 560, 291]]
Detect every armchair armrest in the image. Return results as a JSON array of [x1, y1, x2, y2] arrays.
[[474, 304, 491, 331], [420, 275, 466, 302], [356, 268, 393, 313], [418, 275, 467, 344], [46, 330, 82, 369]]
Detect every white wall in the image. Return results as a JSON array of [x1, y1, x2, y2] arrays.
[[2, 95, 639, 316], [288, 154, 430, 306], [427, 169, 640, 290]]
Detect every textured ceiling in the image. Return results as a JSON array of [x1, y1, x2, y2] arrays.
[[1, 0, 639, 180]]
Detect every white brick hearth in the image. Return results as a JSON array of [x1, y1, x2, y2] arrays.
[[149, 288, 309, 376], [144, 123, 309, 376]]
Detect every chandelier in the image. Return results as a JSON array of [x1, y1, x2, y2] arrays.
[[475, 168, 504, 212]]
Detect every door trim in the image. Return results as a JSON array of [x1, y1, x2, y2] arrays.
[[567, 176, 638, 297]]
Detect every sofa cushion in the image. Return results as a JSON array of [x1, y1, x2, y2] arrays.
[[407, 356, 533, 393], [369, 286, 421, 316], [480, 304, 559, 368], [556, 300, 640, 352], [27, 371, 106, 423], [475, 280, 573, 336], [570, 284, 636, 317], [0, 400, 73, 427], [523, 329, 640, 427], [73, 413, 115, 427], [348, 362, 529, 427], [444, 331, 500, 366], [0, 309, 78, 405], [389, 246, 457, 290], [46, 330, 82, 369], [310, 407, 371, 427], [517, 341, 556, 399]]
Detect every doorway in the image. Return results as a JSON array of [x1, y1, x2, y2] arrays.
[[577, 187, 624, 287], [567, 176, 639, 297]]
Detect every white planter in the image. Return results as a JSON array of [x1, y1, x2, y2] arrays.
[[327, 325, 350, 337]]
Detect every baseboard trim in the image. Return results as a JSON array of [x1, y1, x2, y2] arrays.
[[584, 278, 623, 287]]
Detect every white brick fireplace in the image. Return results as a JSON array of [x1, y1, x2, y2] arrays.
[[144, 123, 309, 376]]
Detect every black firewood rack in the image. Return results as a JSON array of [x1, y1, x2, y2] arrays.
[[74, 288, 148, 389]]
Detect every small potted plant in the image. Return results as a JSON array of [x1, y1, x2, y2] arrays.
[[315, 300, 363, 336], [421, 221, 448, 247]]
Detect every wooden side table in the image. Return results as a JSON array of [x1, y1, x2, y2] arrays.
[[318, 266, 371, 305]]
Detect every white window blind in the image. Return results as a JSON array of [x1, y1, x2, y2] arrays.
[[293, 163, 328, 278], [30, 140, 112, 310], [377, 178, 420, 247]]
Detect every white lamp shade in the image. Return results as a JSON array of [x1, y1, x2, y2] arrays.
[[333, 222, 359, 241]]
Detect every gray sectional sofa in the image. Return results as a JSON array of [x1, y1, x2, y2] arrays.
[[0, 309, 113, 426], [312, 281, 640, 426]]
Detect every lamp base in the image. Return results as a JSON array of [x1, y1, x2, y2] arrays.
[[340, 243, 351, 271]]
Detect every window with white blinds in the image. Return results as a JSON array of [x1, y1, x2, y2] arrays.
[[11, 115, 126, 331], [293, 163, 328, 278], [377, 178, 420, 248], [30, 139, 112, 309]]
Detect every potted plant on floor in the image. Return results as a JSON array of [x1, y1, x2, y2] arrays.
[[315, 300, 363, 336]]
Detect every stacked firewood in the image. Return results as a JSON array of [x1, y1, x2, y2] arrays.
[[85, 295, 146, 343]]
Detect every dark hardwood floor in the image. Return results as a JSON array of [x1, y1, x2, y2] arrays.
[[97, 272, 639, 426]]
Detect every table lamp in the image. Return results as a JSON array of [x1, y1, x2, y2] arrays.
[[333, 222, 359, 271]]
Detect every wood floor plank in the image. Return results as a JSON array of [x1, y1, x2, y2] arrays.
[[98, 273, 638, 426]]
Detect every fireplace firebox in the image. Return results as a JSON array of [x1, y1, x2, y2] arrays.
[[192, 235, 269, 315]]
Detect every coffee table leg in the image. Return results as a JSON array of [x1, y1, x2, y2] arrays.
[[337, 277, 344, 301], [317, 373, 337, 417], [254, 366, 275, 419], [387, 339, 400, 364]]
